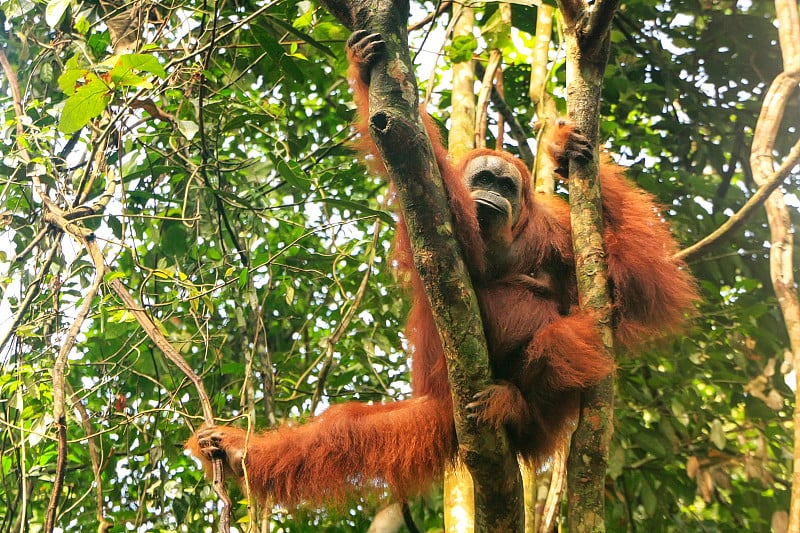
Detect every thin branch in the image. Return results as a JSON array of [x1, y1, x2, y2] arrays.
[[22, 161, 233, 531], [0, 49, 64, 217], [43, 230, 106, 533], [163, 0, 283, 72], [0, 241, 60, 353], [401, 501, 421, 533], [475, 51, 503, 149], [311, 220, 382, 411], [66, 382, 112, 533], [408, 0, 451, 31], [474, 61, 534, 167], [2, 10, 239, 532], [0, 49, 24, 119], [196, 0, 249, 269], [105, 276, 233, 530], [677, 135, 800, 263]]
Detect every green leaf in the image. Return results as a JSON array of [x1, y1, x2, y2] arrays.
[[58, 78, 111, 133], [105, 55, 160, 89], [57, 68, 86, 95], [87, 32, 112, 57], [448, 35, 478, 64], [482, 9, 512, 50], [292, 5, 313, 29], [176, 120, 199, 140], [74, 16, 90, 35], [221, 113, 280, 133], [57, 60, 88, 96], [238, 268, 249, 291], [45, 0, 70, 28], [276, 159, 310, 191], [488, 0, 540, 5], [39, 62, 54, 83], [104, 270, 126, 281], [640, 477, 658, 517], [251, 25, 305, 81], [710, 419, 727, 449], [265, 14, 336, 58], [285, 284, 295, 306], [636, 431, 667, 456], [118, 54, 167, 78], [109, 69, 151, 89], [161, 223, 188, 256]]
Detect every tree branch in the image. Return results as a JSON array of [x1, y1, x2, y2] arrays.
[[43, 228, 107, 533], [555, 1, 620, 531], [33, 165, 233, 532], [321, 0, 524, 529], [582, 0, 621, 45], [558, 0, 584, 27], [752, 2, 800, 531], [474, 61, 535, 167], [677, 134, 800, 263]]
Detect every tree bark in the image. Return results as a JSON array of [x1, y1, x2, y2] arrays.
[[319, 0, 524, 530], [555, 1, 620, 531], [749, 1, 800, 531], [444, 4, 478, 532]]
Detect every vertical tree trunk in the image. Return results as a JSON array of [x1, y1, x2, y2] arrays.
[[750, 1, 800, 530], [554, 1, 620, 531], [444, 4, 478, 532], [319, 1, 525, 530]]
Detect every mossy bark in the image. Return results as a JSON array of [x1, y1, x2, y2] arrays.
[[319, 0, 524, 530], [555, 1, 620, 531]]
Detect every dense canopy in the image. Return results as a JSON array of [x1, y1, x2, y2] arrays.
[[0, 0, 798, 531]]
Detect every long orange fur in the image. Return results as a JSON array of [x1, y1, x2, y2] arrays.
[[186, 31, 699, 507]]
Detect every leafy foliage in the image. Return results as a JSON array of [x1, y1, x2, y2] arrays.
[[0, 0, 796, 531]]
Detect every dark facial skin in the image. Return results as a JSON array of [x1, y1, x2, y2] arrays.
[[463, 154, 523, 275], [464, 154, 522, 233]]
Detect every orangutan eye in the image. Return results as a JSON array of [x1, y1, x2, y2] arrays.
[[472, 171, 494, 188], [498, 178, 517, 196]]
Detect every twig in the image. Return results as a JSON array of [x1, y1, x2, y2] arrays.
[[0, 241, 60, 353], [676, 135, 800, 263], [43, 233, 106, 533], [311, 219, 382, 411], [475, 50, 502, 149], [0, 49, 64, 217], [2, 20, 235, 533], [39, 170, 117, 531], [474, 61, 534, 167], [107, 275, 233, 531], [66, 382, 112, 532], [401, 501, 421, 533], [408, 0, 451, 32]]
